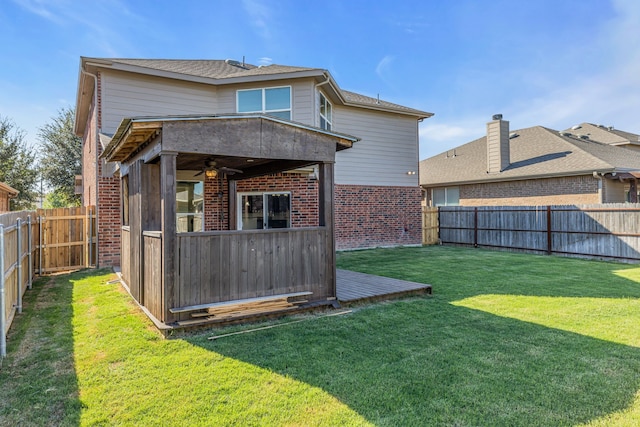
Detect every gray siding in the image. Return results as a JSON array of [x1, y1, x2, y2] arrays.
[[333, 106, 420, 187], [101, 71, 218, 133], [215, 78, 315, 124]]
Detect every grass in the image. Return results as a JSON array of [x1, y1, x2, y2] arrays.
[[0, 246, 639, 426]]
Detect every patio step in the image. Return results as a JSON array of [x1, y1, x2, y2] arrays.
[[169, 291, 313, 314]]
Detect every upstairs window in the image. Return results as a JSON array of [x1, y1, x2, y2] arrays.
[[319, 92, 332, 131], [237, 86, 291, 120]]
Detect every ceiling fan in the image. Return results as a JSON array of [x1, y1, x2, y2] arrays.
[[194, 159, 243, 178]]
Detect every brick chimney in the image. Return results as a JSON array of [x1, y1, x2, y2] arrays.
[[487, 114, 510, 173]]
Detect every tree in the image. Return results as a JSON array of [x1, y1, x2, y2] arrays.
[[0, 116, 38, 210], [39, 107, 82, 207]]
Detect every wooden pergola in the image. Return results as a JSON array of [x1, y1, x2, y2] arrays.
[[102, 114, 357, 327]]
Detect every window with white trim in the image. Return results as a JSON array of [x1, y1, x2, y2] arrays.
[[237, 86, 291, 120], [432, 187, 459, 206], [238, 192, 291, 230], [176, 181, 204, 232], [319, 92, 332, 130]]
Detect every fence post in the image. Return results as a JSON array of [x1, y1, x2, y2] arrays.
[[474, 207, 478, 248], [16, 218, 22, 314], [27, 215, 32, 289], [1, 224, 6, 358], [546, 205, 552, 255], [89, 208, 93, 267], [39, 215, 43, 275]]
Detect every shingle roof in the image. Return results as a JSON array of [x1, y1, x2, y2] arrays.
[[563, 123, 640, 146], [82, 57, 432, 118], [420, 125, 640, 186], [106, 58, 316, 80]]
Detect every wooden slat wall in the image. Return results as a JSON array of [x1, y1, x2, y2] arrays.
[[143, 233, 162, 320], [1, 211, 37, 337], [174, 227, 331, 321], [438, 204, 640, 261], [121, 227, 131, 287], [37, 206, 96, 273], [422, 207, 439, 245]]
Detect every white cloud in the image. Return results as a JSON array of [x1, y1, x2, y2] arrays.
[[242, 0, 272, 40], [375, 55, 394, 80], [421, 0, 640, 160]]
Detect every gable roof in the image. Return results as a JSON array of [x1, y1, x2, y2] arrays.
[[420, 125, 640, 187], [75, 57, 432, 135], [563, 123, 640, 147], [0, 181, 18, 197]]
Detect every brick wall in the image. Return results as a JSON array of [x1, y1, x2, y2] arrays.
[[81, 73, 122, 267], [458, 175, 601, 206], [204, 172, 320, 230], [335, 185, 422, 249]]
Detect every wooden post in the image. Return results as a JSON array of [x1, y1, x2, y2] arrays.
[[547, 205, 552, 255], [0, 224, 6, 358], [228, 179, 237, 230], [318, 162, 336, 299], [473, 207, 478, 248], [161, 152, 178, 323], [16, 218, 22, 314], [27, 216, 32, 289], [38, 215, 43, 274], [630, 179, 638, 203]]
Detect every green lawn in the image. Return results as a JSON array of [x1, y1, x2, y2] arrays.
[[1, 246, 639, 426]]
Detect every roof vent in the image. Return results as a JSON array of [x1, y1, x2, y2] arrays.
[[608, 126, 614, 131], [509, 132, 519, 139], [571, 125, 581, 130], [579, 134, 590, 140], [225, 59, 245, 68], [559, 131, 572, 137], [492, 114, 503, 120]]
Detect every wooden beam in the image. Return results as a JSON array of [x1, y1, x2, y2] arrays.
[[161, 151, 178, 323], [318, 162, 336, 299], [228, 160, 316, 180]]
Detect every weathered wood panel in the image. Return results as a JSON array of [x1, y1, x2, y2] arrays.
[[162, 117, 338, 162], [143, 232, 162, 320], [439, 204, 640, 262], [175, 227, 332, 321], [37, 207, 96, 273], [121, 227, 131, 286], [422, 207, 438, 245]]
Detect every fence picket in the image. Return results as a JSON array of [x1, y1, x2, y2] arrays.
[[0, 207, 96, 358], [434, 204, 640, 262]]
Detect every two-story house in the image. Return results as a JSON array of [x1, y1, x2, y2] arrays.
[[74, 57, 432, 267]]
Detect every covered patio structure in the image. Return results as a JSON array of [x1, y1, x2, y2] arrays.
[[102, 114, 357, 327]]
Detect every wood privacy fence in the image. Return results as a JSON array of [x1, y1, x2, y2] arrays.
[[433, 204, 640, 262], [0, 206, 96, 357], [422, 207, 439, 245]]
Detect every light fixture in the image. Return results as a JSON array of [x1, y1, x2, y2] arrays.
[[205, 169, 218, 178], [406, 171, 416, 175]]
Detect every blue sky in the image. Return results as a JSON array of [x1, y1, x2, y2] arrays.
[[1, 0, 639, 159]]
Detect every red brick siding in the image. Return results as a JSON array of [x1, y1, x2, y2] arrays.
[[457, 176, 600, 206], [204, 172, 319, 230], [335, 185, 422, 250]]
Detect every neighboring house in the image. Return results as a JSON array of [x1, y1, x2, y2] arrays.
[[420, 115, 640, 206], [74, 57, 432, 267], [0, 182, 18, 212], [563, 123, 640, 151]]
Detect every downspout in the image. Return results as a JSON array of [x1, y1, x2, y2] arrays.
[[593, 171, 603, 203], [81, 66, 100, 267]]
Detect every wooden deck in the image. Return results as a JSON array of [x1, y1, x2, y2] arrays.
[[336, 269, 432, 303]]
